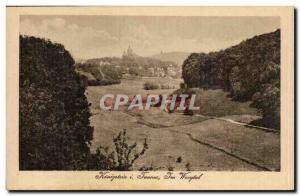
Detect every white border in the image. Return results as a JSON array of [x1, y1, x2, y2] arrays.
[[1, 0, 298, 195]]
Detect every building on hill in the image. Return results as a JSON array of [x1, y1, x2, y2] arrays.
[[122, 45, 135, 59]]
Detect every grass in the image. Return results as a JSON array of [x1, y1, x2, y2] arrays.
[[180, 118, 280, 171], [86, 77, 279, 171], [192, 88, 258, 117]]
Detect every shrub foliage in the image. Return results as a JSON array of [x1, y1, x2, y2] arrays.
[[143, 81, 159, 90], [88, 129, 148, 170]]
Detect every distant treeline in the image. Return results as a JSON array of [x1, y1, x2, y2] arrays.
[[75, 54, 180, 82], [75, 63, 122, 86], [20, 36, 147, 170], [182, 29, 280, 129]]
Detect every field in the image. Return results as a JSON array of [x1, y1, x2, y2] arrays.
[[86, 77, 280, 171]]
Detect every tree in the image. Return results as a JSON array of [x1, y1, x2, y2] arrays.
[[181, 29, 281, 128], [251, 63, 280, 129], [19, 36, 93, 170]]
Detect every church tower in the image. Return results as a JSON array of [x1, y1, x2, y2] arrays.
[[127, 45, 133, 57]]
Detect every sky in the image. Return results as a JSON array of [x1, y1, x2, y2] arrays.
[[20, 15, 280, 59]]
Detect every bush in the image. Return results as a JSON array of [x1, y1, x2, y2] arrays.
[[19, 36, 93, 170], [88, 130, 148, 170], [143, 81, 159, 90], [87, 79, 121, 86], [160, 84, 175, 89]]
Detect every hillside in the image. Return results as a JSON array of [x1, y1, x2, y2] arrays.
[[182, 29, 280, 129], [150, 51, 190, 66]]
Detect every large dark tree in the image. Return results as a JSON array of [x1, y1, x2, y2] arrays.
[[19, 36, 93, 170]]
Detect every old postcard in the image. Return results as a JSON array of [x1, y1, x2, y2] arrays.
[[6, 6, 294, 190]]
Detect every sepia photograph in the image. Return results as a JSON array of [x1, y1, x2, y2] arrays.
[[6, 6, 294, 190]]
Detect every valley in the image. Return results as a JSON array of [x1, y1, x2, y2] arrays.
[[86, 77, 280, 171]]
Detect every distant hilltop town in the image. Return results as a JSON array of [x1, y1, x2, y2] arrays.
[[74, 46, 182, 86]]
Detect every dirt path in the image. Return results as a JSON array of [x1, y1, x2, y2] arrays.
[[125, 110, 279, 133], [211, 116, 279, 133]]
